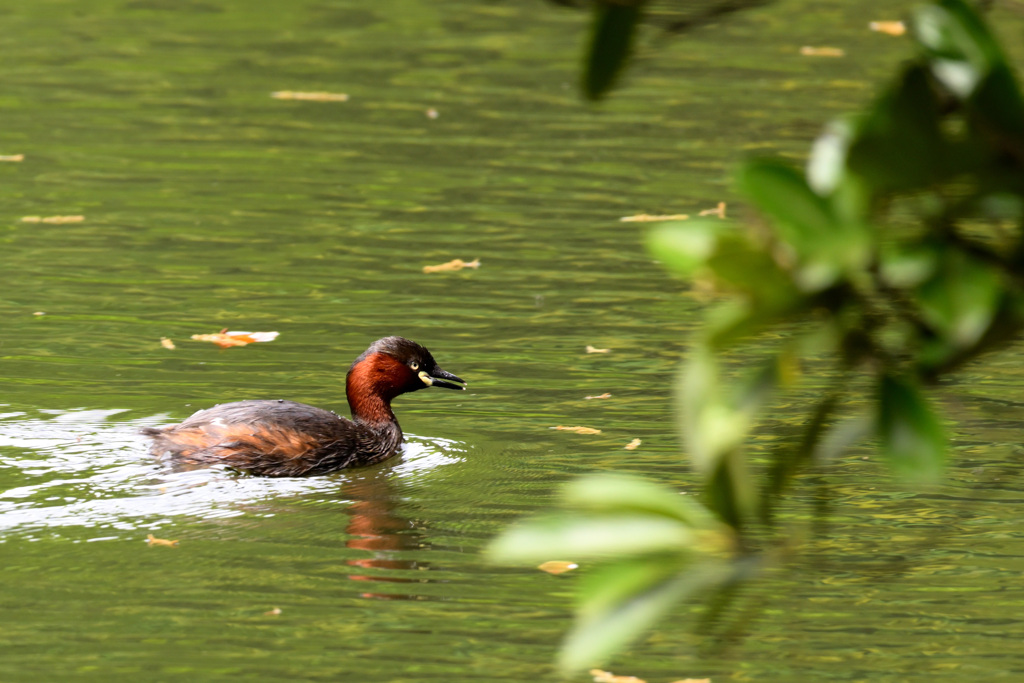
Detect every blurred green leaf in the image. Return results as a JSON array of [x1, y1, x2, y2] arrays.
[[807, 119, 873, 224], [917, 249, 1002, 351], [562, 473, 718, 528], [704, 301, 769, 350], [736, 353, 789, 410], [681, 351, 778, 529], [921, 298, 1024, 377], [488, 514, 694, 564], [708, 232, 800, 305], [970, 63, 1024, 158], [846, 65, 948, 193], [812, 411, 876, 464], [877, 374, 947, 481], [912, 0, 1005, 97], [646, 219, 720, 278], [738, 159, 870, 290], [879, 244, 939, 288], [646, 219, 796, 304], [737, 159, 835, 250], [681, 348, 748, 476], [704, 455, 754, 532], [978, 192, 1024, 222], [577, 557, 686, 616], [559, 560, 727, 672], [584, 1, 645, 100], [807, 118, 855, 195]]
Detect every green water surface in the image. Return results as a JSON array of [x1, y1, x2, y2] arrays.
[[3, 0, 1024, 681]]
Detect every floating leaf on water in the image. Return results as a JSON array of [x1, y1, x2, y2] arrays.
[[146, 534, 179, 547], [869, 20, 906, 36], [191, 334, 249, 348], [0, 154, 24, 162], [624, 438, 642, 450], [620, 213, 689, 222], [698, 202, 727, 218], [669, 679, 711, 683], [590, 670, 646, 683], [191, 329, 280, 348], [32, 311, 45, 316], [422, 258, 481, 273], [586, 345, 611, 354], [160, 337, 176, 350], [271, 90, 349, 102], [264, 607, 282, 616], [585, 393, 612, 400], [21, 215, 85, 224], [538, 560, 579, 575], [426, 108, 439, 119], [800, 46, 845, 57], [552, 426, 602, 435]]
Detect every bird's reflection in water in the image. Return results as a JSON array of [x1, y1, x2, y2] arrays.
[[340, 467, 428, 599]]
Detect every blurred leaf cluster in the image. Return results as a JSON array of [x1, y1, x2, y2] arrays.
[[563, 0, 773, 100], [491, 0, 1024, 673]]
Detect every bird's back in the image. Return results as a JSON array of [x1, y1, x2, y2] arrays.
[[143, 400, 397, 476]]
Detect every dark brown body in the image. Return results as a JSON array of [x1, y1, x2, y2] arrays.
[[142, 400, 401, 477], [143, 337, 465, 477]]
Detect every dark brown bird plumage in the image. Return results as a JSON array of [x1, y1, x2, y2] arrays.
[[142, 336, 465, 476]]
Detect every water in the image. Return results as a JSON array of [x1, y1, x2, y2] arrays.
[[2, 0, 1024, 680]]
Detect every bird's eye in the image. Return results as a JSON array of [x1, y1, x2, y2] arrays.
[[410, 361, 420, 370]]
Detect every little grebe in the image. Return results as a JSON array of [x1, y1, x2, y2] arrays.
[[142, 336, 465, 476]]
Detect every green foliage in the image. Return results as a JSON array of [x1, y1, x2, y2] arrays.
[[561, 559, 728, 672], [488, 474, 736, 670], [877, 374, 947, 480], [576, 0, 774, 100], [491, 0, 1024, 673], [584, 1, 646, 100]]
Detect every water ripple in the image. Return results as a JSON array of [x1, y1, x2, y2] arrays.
[[0, 406, 466, 538]]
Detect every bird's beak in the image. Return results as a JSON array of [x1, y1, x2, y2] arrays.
[[418, 368, 466, 390]]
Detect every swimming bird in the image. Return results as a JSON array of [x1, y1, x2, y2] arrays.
[[142, 336, 465, 476]]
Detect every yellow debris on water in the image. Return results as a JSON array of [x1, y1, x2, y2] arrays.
[[552, 425, 602, 435], [21, 215, 85, 224], [423, 258, 481, 273], [620, 213, 689, 222], [160, 337, 176, 350], [585, 393, 612, 400], [800, 46, 845, 57], [271, 90, 349, 102], [698, 201, 727, 218], [146, 534, 179, 547], [0, 154, 24, 162], [538, 560, 578, 575], [624, 438, 642, 450], [191, 330, 280, 348], [869, 20, 906, 36], [585, 345, 610, 354], [590, 670, 646, 683]]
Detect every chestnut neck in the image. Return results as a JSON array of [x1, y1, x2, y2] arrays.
[[345, 352, 407, 428]]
